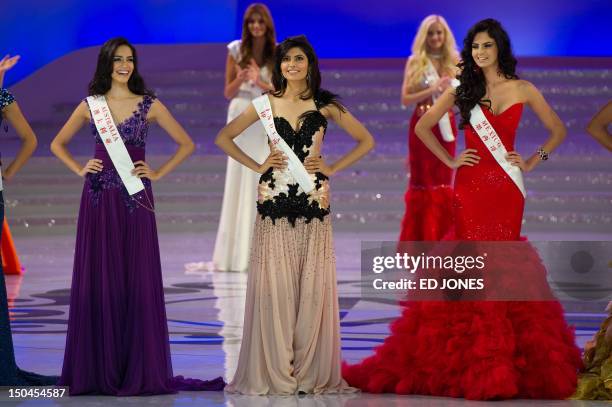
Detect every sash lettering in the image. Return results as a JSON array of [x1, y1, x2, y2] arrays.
[[469, 104, 526, 198], [252, 95, 315, 193], [86, 95, 144, 195]]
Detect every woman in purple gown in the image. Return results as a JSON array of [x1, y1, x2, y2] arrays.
[[50, 37, 224, 396]]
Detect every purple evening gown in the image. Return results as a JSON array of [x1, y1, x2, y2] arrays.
[[58, 95, 224, 395]]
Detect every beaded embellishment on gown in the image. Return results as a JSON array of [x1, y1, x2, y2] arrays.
[[226, 98, 355, 395]]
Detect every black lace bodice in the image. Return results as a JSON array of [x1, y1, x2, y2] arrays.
[[257, 110, 331, 226]]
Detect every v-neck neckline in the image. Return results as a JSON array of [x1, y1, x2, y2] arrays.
[[105, 96, 145, 127], [428, 57, 444, 77]]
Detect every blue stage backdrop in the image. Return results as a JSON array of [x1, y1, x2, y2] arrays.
[[1, 0, 611, 85]]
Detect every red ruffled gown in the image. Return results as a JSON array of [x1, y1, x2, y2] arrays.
[[398, 102, 456, 241], [344, 103, 582, 400]]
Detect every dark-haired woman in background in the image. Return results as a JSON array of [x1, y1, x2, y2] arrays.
[[343, 19, 581, 400], [0, 55, 58, 386], [51, 38, 224, 395], [186, 3, 276, 273], [217, 35, 374, 394]]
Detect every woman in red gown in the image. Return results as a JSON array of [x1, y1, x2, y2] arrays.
[[398, 15, 458, 241], [343, 19, 582, 400]]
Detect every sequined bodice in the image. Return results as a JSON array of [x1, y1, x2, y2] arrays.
[[228, 39, 272, 99], [0, 88, 15, 110], [89, 95, 154, 147], [257, 110, 330, 226], [0, 88, 15, 131], [237, 66, 271, 99]]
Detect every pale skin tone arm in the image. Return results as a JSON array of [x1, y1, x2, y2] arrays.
[[400, 56, 455, 107], [415, 81, 566, 171], [50, 100, 195, 180], [245, 59, 274, 92], [224, 53, 249, 100], [1, 102, 38, 181], [304, 105, 375, 176], [224, 55, 274, 100], [586, 101, 612, 152]]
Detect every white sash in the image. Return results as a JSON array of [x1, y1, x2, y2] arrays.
[[252, 95, 315, 193], [86, 95, 144, 196], [0, 167, 3, 191], [469, 104, 526, 198], [425, 59, 455, 142]]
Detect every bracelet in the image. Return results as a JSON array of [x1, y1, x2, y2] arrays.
[[537, 146, 549, 161]]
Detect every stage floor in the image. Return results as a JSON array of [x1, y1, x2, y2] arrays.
[[2, 227, 608, 406]]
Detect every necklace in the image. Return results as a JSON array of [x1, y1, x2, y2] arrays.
[[427, 52, 443, 60]]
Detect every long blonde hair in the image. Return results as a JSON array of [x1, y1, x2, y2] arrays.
[[406, 15, 458, 90]]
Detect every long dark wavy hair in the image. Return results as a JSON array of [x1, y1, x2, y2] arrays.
[[88, 37, 154, 97], [239, 3, 276, 71], [271, 35, 345, 120], [455, 19, 518, 128]]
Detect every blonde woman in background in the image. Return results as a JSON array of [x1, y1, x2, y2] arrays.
[[397, 15, 459, 241]]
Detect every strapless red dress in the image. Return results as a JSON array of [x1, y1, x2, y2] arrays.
[[343, 103, 582, 400]]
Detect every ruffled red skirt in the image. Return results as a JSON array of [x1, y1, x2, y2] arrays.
[[343, 297, 581, 400]]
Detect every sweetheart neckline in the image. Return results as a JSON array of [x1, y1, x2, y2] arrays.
[[483, 102, 524, 117], [273, 110, 327, 133]]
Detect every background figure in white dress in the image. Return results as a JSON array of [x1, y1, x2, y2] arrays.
[[186, 3, 275, 272]]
